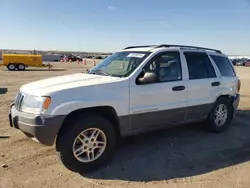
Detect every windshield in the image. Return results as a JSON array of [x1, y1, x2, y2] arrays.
[[88, 51, 151, 77]]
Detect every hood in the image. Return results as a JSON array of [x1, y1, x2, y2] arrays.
[[20, 73, 122, 96]]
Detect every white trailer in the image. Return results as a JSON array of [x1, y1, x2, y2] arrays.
[[42, 54, 61, 62]]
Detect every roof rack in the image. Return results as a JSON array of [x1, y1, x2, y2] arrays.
[[154, 44, 222, 53], [123, 45, 157, 50]]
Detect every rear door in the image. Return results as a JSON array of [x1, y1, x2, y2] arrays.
[[183, 52, 222, 120]]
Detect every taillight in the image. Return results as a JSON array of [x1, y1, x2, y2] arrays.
[[237, 79, 241, 93]]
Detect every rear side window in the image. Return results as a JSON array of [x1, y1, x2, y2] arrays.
[[184, 52, 216, 80], [210, 55, 236, 77]]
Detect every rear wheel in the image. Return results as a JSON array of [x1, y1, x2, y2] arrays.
[[17, 63, 25, 71], [206, 98, 232, 133], [56, 114, 117, 173], [7, 63, 16, 71]]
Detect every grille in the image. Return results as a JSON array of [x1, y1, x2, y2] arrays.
[[15, 92, 24, 111]]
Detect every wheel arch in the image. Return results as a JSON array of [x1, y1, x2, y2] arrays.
[[57, 106, 122, 140], [214, 94, 235, 118]]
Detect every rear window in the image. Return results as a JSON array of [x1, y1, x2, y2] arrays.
[[210, 55, 236, 77]]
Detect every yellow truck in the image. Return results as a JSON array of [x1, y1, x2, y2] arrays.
[[0, 54, 52, 71]]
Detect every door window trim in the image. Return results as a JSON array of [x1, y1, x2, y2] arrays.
[[135, 51, 183, 85], [209, 54, 236, 77], [183, 51, 217, 80]]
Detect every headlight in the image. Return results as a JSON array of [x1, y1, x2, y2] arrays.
[[21, 95, 51, 114]]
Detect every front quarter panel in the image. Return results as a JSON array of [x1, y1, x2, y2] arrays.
[[46, 80, 129, 117]]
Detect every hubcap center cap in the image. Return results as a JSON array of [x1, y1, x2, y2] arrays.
[[87, 142, 94, 148]]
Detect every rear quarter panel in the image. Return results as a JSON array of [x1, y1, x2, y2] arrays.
[[215, 77, 239, 99], [207, 52, 239, 101]]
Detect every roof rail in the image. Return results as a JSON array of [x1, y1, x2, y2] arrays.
[[123, 45, 156, 50], [154, 44, 222, 53]]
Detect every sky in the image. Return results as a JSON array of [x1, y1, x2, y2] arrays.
[[0, 0, 249, 55]]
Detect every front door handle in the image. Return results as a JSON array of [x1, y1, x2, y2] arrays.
[[172, 86, 185, 91], [211, 82, 220, 86]]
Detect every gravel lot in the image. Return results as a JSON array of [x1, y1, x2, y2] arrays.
[[0, 62, 250, 188]]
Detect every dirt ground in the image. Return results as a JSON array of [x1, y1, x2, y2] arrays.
[[0, 62, 250, 188]]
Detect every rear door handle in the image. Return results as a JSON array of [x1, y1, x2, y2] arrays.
[[211, 82, 220, 86], [172, 86, 185, 91]]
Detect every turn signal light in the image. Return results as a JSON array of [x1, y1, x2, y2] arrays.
[[42, 97, 51, 110]]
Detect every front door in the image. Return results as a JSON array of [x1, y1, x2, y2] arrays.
[[129, 51, 187, 130]]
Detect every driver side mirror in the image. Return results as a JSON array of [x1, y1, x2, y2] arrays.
[[136, 70, 158, 85]]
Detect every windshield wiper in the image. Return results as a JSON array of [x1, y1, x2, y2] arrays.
[[87, 70, 123, 77], [96, 70, 110, 76], [88, 69, 111, 76]]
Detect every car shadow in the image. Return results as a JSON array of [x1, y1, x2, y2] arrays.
[[82, 109, 250, 182], [0, 88, 8, 94]]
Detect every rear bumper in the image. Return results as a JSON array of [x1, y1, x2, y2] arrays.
[[9, 103, 65, 146], [231, 94, 240, 118]]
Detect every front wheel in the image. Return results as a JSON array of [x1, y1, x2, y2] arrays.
[[206, 98, 232, 133], [56, 115, 117, 173]]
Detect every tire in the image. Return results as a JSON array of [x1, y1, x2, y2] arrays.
[[56, 114, 117, 173], [206, 98, 232, 133], [17, 63, 25, 71], [7, 63, 16, 71]]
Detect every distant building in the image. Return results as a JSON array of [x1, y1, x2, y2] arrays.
[[229, 55, 250, 59]]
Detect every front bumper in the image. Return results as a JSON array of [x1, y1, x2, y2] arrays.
[[9, 103, 65, 146]]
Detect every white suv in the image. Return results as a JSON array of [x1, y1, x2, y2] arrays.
[[9, 44, 240, 173]]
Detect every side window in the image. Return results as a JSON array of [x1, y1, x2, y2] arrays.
[[145, 52, 182, 82], [184, 52, 216, 80], [210, 55, 236, 77]]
